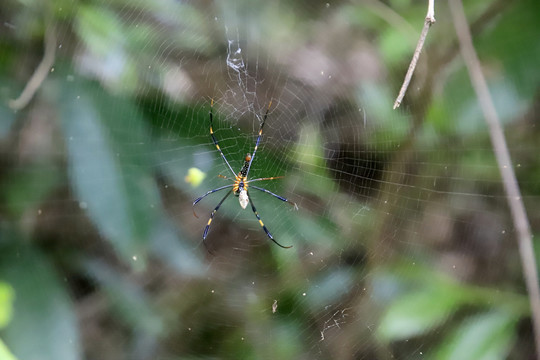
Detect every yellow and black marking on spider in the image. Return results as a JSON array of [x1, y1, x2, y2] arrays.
[[193, 100, 298, 249]]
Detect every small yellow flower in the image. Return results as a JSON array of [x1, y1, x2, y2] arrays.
[[185, 167, 206, 187]]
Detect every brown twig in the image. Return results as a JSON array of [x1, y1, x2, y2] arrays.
[[9, 22, 56, 110], [393, 0, 435, 109], [449, 0, 540, 357]]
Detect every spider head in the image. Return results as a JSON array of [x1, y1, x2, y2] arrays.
[[245, 153, 252, 162]]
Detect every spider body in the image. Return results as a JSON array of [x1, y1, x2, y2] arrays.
[[233, 154, 251, 209], [193, 100, 297, 249]]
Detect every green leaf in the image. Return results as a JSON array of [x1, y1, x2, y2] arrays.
[[377, 286, 463, 341], [305, 268, 355, 310], [0, 283, 14, 329], [0, 101, 15, 140], [357, 82, 410, 145], [0, 339, 18, 360], [81, 259, 163, 335], [284, 213, 338, 251], [0, 242, 80, 360], [293, 123, 335, 195], [76, 5, 123, 57], [477, 0, 540, 98], [294, 123, 326, 172], [435, 310, 517, 360], [59, 78, 161, 267], [2, 165, 61, 217], [149, 217, 206, 277], [380, 29, 413, 66]]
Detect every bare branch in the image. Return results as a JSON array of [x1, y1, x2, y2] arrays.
[[393, 0, 435, 110], [9, 22, 56, 110], [449, 0, 540, 357], [426, 0, 435, 23]]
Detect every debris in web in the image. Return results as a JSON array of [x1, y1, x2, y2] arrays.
[[319, 308, 351, 341]]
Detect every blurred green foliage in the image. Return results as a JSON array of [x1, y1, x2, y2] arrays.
[[0, 282, 17, 360], [0, 0, 539, 359]]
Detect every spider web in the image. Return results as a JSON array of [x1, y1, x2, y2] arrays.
[[1, 0, 538, 359]]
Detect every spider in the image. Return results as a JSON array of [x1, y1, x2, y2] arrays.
[[193, 100, 298, 249]]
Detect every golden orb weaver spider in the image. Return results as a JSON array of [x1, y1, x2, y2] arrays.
[[193, 100, 298, 249]]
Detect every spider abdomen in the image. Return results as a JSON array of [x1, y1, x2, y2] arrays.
[[238, 189, 249, 209]]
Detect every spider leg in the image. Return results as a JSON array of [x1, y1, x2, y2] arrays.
[[193, 184, 234, 218], [247, 191, 292, 249], [203, 191, 232, 242], [245, 101, 272, 177], [250, 185, 298, 210], [210, 99, 236, 176], [218, 174, 234, 181], [247, 176, 284, 182]]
